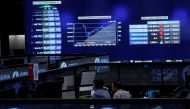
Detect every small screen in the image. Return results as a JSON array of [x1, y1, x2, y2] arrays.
[[79, 86, 93, 97], [61, 75, 74, 90], [80, 71, 96, 86], [146, 90, 160, 98]]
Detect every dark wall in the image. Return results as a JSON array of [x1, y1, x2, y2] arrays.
[[0, 0, 24, 56]]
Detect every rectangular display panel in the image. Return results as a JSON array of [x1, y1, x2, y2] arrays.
[[25, 0, 190, 62]]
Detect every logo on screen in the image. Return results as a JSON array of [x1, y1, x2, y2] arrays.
[[0, 74, 11, 81], [151, 68, 178, 82], [95, 58, 100, 63], [94, 57, 109, 63], [94, 57, 109, 72], [12, 71, 20, 78], [60, 62, 68, 68]]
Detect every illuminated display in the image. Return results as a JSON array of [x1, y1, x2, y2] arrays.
[[29, 1, 62, 54], [67, 20, 121, 47], [26, 0, 190, 62], [59, 56, 109, 69], [129, 20, 180, 45], [0, 64, 47, 81]]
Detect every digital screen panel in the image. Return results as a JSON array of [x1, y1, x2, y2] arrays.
[[0, 66, 28, 81], [27, 1, 62, 54], [129, 20, 180, 45], [80, 71, 96, 86], [25, 0, 190, 62], [62, 75, 74, 90], [67, 18, 121, 47]]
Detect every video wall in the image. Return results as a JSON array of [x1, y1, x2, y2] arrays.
[[25, 0, 190, 62]]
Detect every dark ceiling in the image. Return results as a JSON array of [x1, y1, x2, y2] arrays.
[[0, 0, 24, 56], [0, 0, 24, 35]]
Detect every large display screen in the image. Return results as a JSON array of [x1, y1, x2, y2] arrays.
[[25, 0, 190, 62]]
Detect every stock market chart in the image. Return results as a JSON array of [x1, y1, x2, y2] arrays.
[[25, 0, 190, 62], [67, 19, 121, 47]]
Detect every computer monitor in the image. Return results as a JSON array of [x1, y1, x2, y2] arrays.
[[61, 74, 75, 99], [79, 86, 94, 98], [79, 71, 96, 98], [80, 71, 96, 86], [61, 74, 74, 90], [146, 90, 160, 98]]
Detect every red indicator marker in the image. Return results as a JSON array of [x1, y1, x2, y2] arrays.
[[160, 36, 164, 40], [160, 32, 163, 36], [159, 28, 163, 31], [160, 24, 164, 27]]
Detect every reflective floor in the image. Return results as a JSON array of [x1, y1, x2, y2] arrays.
[[0, 104, 186, 109]]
